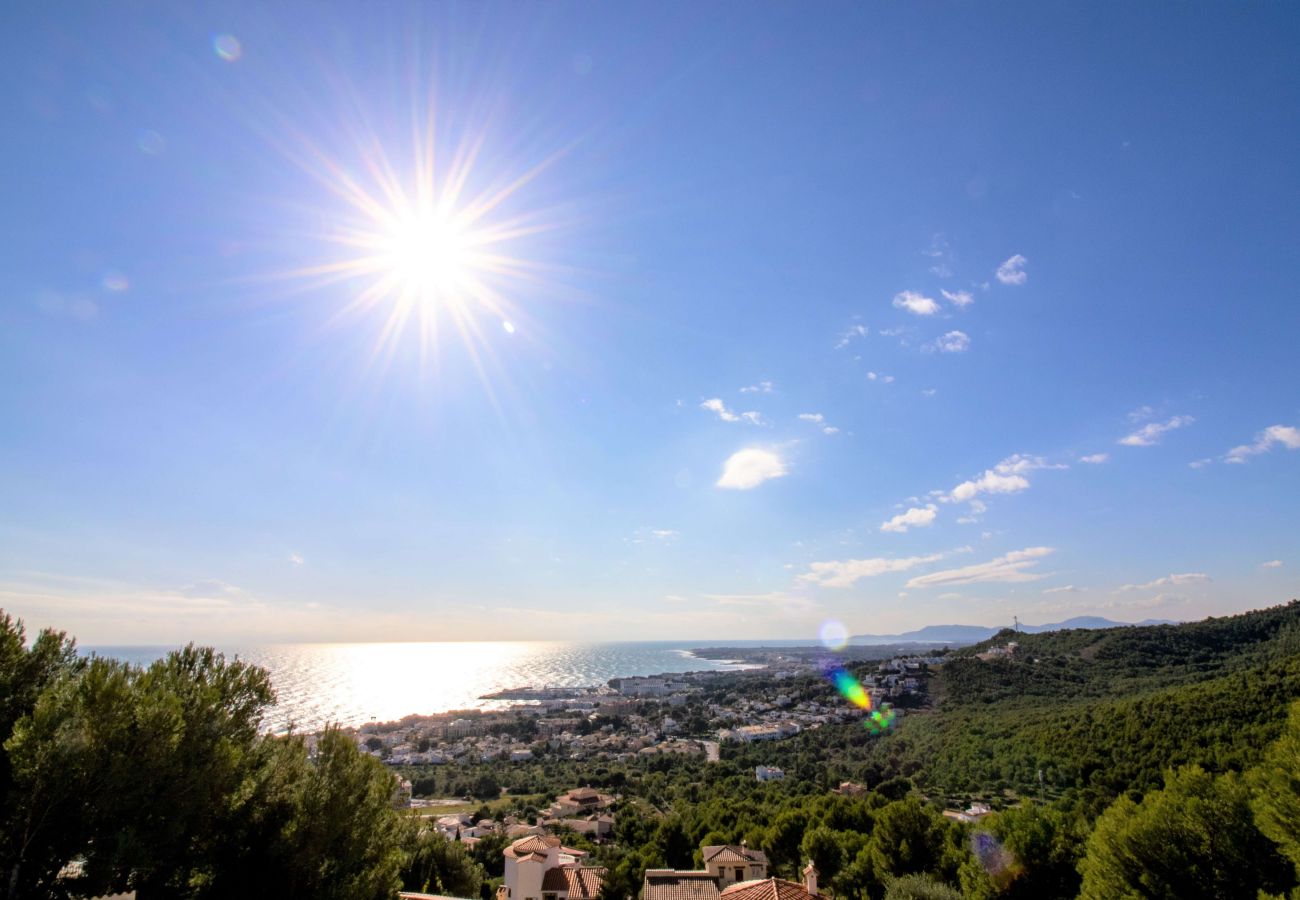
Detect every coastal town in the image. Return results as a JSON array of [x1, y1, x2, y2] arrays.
[[350, 652, 944, 776], [377, 647, 950, 900]]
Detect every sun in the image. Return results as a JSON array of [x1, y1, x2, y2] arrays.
[[277, 109, 561, 377], [380, 210, 474, 305]]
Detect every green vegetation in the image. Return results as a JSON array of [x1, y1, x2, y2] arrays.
[[2, 602, 1300, 898], [0, 613, 472, 899]]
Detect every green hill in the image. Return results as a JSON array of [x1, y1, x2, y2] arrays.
[[876, 601, 1300, 803]]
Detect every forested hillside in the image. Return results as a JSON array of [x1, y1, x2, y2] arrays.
[[3, 604, 1300, 899], [871, 601, 1300, 802]]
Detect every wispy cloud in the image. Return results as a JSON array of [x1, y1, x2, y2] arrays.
[[923, 234, 953, 278], [716, 448, 787, 490], [701, 398, 767, 426], [288, 553, 305, 566], [1043, 584, 1082, 594], [892, 290, 940, 316], [798, 413, 839, 435], [995, 254, 1028, 285], [1224, 424, 1300, 464], [1261, 560, 1284, 569], [880, 504, 938, 533], [927, 330, 970, 353], [740, 381, 773, 394], [944, 454, 1064, 503], [1117, 572, 1211, 592], [1128, 405, 1155, 423], [941, 289, 974, 308], [906, 547, 1054, 588], [800, 552, 945, 588], [836, 324, 869, 349], [1079, 453, 1109, 464], [866, 371, 895, 383], [1118, 415, 1194, 447]]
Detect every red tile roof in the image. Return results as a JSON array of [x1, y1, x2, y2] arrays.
[[505, 834, 562, 858], [720, 878, 815, 900], [541, 865, 607, 899], [702, 846, 769, 866], [643, 870, 722, 900]]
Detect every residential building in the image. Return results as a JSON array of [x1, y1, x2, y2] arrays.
[[754, 766, 784, 782], [644, 847, 822, 900], [499, 835, 606, 900]]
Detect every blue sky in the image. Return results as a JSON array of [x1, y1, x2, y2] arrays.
[[1, 3, 1297, 643]]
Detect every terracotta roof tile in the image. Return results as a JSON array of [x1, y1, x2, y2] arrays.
[[541, 865, 606, 899], [702, 846, 769, 866], [642, 870, 722, 900], [719, 878, 815, 900]]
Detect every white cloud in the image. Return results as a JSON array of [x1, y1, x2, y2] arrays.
[[949, 472, 1029, 502], [1117, 572, 1211, 592], [941, 289, 974, 308], [906, 547, 1054, 588], [701, 398, 766, 426], [880, 504, 938, 533], [1079, 453, 1109, 464], [716, 448, 787, 490], [924, 234, 953, 278], [922, 388, 937, 397], [1128, 405, 1155, 423], [700, 397, 738, 422], [927, 330, 970, 353], [1224, 424, 1300, 464], [892, 290, 940, 316], [740, 381, 774, 394], [866, 371, 895, 383], [1262, 560, 1284, 569], [995, 254, 1028, 285], [798, 413, 839, 435], [1118, 415, 1195, 447], [836, 324, 869, 349], [799, 552, 945, 588], [944, 455, 1061, 504], [651, 529, 679, 540], [288, 553, 305, 566], [1043, 585, 1082, 594]]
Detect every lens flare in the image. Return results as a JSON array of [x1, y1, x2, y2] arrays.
[[214, 34, 242, 62], [267, 93, 565, 389], [819, 619, 848, 651], [970, 832, 1021, 889], [824, 662, 896, 734]]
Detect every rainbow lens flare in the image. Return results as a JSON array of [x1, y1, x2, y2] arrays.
[[825, 664, 896, 734]]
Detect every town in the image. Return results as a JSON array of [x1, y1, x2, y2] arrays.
[[350, 652, 943, 776]]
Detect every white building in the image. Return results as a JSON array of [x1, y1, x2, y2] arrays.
[[499, 835, 606, 900]]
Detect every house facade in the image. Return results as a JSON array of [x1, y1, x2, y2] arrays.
[[499, 835, 607, 900]]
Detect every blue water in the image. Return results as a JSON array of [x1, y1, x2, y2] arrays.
[[87, 640, 758, 732]]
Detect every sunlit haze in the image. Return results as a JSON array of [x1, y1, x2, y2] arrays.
[[1, 4, 1297, 645]]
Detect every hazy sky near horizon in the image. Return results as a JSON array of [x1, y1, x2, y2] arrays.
[[1, 3, 1297, 644]]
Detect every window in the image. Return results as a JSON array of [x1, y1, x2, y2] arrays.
[[735, 868, 744, 882]]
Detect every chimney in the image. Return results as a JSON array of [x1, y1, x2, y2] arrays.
[[803, 860, 818, 896]]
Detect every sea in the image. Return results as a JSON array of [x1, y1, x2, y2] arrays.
[[86, 640, 772, 733]]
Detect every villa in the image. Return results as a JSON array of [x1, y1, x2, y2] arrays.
[[643, 843, 820, 900], [498, 834, 607, 900]]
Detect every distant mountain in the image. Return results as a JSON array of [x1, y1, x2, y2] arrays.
[[850, 616, 1179, 646]]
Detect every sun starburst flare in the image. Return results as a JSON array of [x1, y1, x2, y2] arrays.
[[267, 95, 569, 385]]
